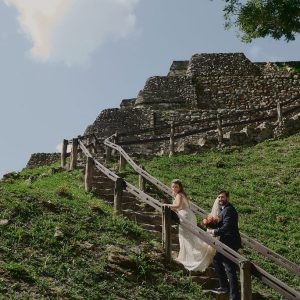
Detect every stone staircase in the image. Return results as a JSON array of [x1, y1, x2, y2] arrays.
[[74, 142, 267, 300], [78, 163, 229, 299]]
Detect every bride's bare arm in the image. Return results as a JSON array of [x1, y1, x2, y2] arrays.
[[167, 194, 183, 209]]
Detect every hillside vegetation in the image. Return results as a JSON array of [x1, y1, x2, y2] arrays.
[[1, 133, 300, 299], [0, 166, 209, 299]]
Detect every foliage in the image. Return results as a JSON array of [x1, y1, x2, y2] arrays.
[[219, 0, 300, 42], [276, 61, 300, 73], [0, 166, 209, 299]]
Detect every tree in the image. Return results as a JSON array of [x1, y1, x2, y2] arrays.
[[221, 0, 300, 42]]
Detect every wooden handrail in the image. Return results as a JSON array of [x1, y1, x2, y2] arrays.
[[71, 93, 300, 299], [117, 100, 300, 145], [114, 94, 300, 141], [76, 137, 300, 300], [241, 233, 300, 277], [251, 264, 300, 300], [105, 139, 172, 196], [125, 181, 162, 212], [104, 135, 300, 279], [117, 113, 277, 145]]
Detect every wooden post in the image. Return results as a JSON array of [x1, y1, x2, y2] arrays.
[[277, 101, 283, 125], [61, 139, 68, 168], [139, 172, 146, 192], [240, 259, 252, 300], [113, 178, 124, 215], [119, 154, 126, 172], [162, 206, 172, 261], [217, 113, 223, 147], [169, 121, 175, 157], [111, 132, 118, 156], [70, 138, 78, 170], [91, 134, 97, 154], [105, 146, 112, 163], [85, 156, 94, 192]]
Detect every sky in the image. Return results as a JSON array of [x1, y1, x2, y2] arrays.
[[0, 0, 299, 178]]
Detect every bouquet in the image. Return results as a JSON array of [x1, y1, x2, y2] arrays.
[[201, 215, 218, 229]]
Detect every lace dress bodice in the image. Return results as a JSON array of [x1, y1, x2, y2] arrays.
[[174, 193, 190, 211]]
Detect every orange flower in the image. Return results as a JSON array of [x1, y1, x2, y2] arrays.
[[207, 215, 214, 222], [202, 215, 218, 229]]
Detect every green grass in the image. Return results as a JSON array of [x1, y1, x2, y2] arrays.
[[276, 62, 300, 73], [121, 134, 300, 299], [0, 165, 210, 299], [2, 133, 300, 299]]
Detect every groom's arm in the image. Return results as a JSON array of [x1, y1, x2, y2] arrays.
[[213, 208, 236, 237]]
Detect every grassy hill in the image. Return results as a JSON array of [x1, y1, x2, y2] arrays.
[[124, 133, 300, 297], [1, 133, 300, 299], [0, 167, 209, 299]]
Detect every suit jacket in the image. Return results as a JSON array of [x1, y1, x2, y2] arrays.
[[214, 202, 242, 251]]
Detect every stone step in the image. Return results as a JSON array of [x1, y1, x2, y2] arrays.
[[203, 290, 228, 300], [94, 193, 114, 202], [92, 176, 115, 182], [122, 210, 161, 225], [143, 229, 161, 238], [94, 173, 109, 180], [191, 276, 219, 289], [93, 172, 114, 178], [94, 155, 105, 160], [93, 187, 114, 193], [191, 266, 216, 278], [203, 289, 259, 300], [92, 182, 115, 188], [121, 202, 157, 213], [93, 187, 113, 192], [138, 223, 162, 232], [122, 193, 136, 200]]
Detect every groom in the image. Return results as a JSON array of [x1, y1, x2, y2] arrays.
[[207, 190, 242, 300]]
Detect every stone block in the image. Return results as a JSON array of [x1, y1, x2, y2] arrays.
[[255, 122, 275, 142], [224, 131, 249, 146]]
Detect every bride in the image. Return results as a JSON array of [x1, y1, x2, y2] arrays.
[[164, 179, 220, 272]]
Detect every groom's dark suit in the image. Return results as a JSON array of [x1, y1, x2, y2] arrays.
[[213, 202, 241, 300]]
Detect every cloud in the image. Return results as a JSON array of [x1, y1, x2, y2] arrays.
[[4, 0, 139, 66]]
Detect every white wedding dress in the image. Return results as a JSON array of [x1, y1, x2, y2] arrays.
[[175, 194, 220, 272]]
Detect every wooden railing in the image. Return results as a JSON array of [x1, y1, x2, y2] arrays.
[[61, 138, 256, 299], [104, 116, 300, 299], [101, 136, 300, 300], [61, 135, 300, 300], [114, 95, 300, 150], [60, 94, 300, 300], [105, 134, 300, 272]]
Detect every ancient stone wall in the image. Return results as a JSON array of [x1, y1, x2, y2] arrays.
[[84, 107, 155, 138], [196, 74, 300, 110], [120, 98, 136, 109], [26, 153, 60, 168], [25, 53, 300, 169], [130, 54, 300, 111], [168, 61, 189, 76], [186, 53, 261, 78], [83, 53, 300, 158], [134, 76, 198, 110]]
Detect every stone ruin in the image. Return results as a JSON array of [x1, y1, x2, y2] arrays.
[[26, 153, 61, 169], [84, 53, 300, 157], [24, 52, 300, 169]]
